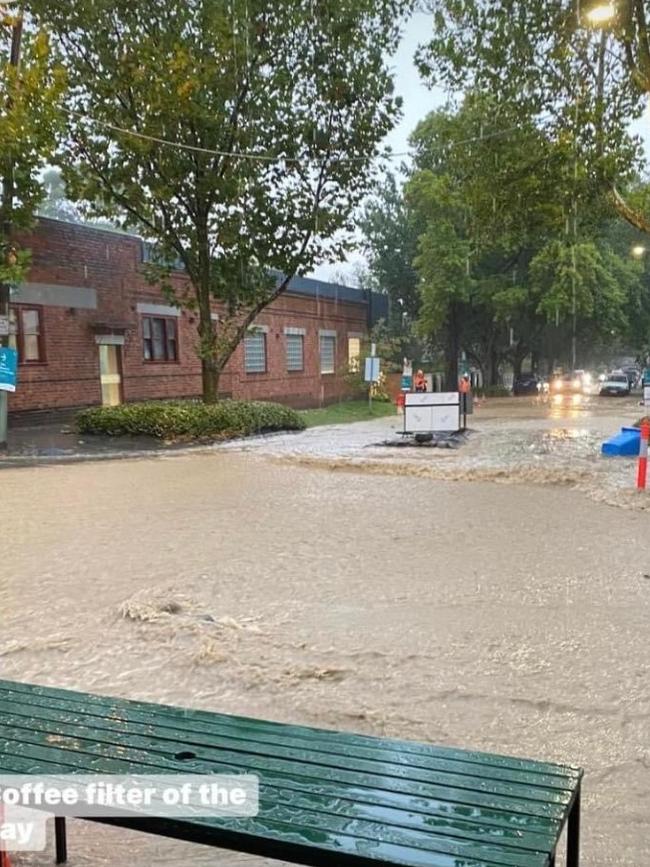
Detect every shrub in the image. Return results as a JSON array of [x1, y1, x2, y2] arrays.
[[77, 400, 306, 440]]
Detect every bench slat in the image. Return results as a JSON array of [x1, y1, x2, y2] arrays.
[[0, 701, 574, 807], [0, 724, 569, 821], [0, 688, 575, 791], [0, 680, 580, 779]]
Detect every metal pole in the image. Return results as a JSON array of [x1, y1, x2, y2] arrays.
[[368, 342, 376, 412], [0, 16, 23, 452], [567, 784, 581, 867], [0, 286, 8, 451], [571, 242, 577, 371]]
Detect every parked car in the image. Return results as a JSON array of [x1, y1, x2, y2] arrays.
[[513, 373, 543, 396], [599, 373, 631, 397]]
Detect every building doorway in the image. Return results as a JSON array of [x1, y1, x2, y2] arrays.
[[98, 344, 123, 406]]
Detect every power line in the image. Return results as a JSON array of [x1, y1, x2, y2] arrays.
[[64, 107, 555, 166]]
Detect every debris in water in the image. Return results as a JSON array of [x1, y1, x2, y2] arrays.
[[192, 637, 228, 665], [0, 636, 72, 656], [119, 589, 186, 622], [377, 431, 469, 449]]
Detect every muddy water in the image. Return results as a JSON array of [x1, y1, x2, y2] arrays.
[[226, 394, 649, 511], [2, 442, 649, 866]]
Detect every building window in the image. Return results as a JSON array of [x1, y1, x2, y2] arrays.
[[320, 334, 336, 374], [285, 333, 304, 371], [9, 306, 44, 363], [245, 330, 267, 373], [142, 316, 178, 362], [348, 337, 361, 372]]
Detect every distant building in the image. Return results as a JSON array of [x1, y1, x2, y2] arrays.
[[8, 219, 387, 415]]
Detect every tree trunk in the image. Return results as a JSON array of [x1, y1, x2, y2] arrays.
[[444, 306, 460, 390], [489, 346, 499, 386], [201, 356, 218, 403], [196, 224, 218, 403]]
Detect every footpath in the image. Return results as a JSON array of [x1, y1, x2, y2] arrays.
[[1, 421, 180, 467]]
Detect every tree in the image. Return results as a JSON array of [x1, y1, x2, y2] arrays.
[[418, 0, 650, 233], [360, 173, 420, 327], [0, 6, 65, 448], [29, 0, 410, 402], [0, 8, 64, 281], [406, 96, 565, 386], [38, 167, 81, 222], [405, 92, 643, 383]]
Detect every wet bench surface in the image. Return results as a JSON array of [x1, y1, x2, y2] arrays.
[[0, 680, 582, 867]]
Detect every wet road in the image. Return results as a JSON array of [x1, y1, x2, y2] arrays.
[[2, 394, 649, 866], [225, 392, 647, 511]]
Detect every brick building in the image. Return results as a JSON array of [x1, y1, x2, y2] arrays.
[[7, 218, 387, 415]]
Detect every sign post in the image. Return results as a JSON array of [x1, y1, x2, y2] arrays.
[[401, 358, 413, 392], [364, 343, 380, 411], [0, 299, 11, 450]]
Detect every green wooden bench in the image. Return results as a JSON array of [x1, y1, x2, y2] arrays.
[[0, 679, 582, 867]]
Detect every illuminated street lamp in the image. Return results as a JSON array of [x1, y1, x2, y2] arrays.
[[585, 3, 616, 24], [632, 244, 647, 258]]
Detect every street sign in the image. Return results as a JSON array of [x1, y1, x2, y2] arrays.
[[400, 374, 412, 390], [0, 316, 9, 337], [364, 356, 381, 383], [0, 346, 17, 393]]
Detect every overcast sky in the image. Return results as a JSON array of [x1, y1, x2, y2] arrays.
[[312, 10, 650, 283]]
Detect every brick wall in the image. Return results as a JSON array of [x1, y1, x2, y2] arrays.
[[8, 219, 367, 414]]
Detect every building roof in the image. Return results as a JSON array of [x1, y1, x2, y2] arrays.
[[37, 215, 389, 321]]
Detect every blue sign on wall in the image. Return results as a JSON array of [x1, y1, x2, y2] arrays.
[[0, 346, 18, 393]]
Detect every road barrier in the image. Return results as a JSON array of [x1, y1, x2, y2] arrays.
[[637, 420, 650, 490]]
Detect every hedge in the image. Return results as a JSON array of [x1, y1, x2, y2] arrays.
[[76, 400, 306, 440]]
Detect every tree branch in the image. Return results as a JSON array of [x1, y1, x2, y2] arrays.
[[608, 184, 650, 235], [634, 0, 650, 90]]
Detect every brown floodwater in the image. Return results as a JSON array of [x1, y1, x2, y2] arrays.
[[2, 395, 650, 865]]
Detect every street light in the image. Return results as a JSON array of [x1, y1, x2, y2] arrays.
[[632, 245, 647, 259], [585, 3, 616, 25]]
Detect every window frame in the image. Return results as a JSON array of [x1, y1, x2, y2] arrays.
[[285, 330, 305, 373], [347, 335, 362, 373], [9, 305, 46, 365], [244, 329, 268, 374], [319, 332, 337, 375], [141, 315, 179, 363]]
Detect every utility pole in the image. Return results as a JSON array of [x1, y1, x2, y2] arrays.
[[0, 12, 23, 450], [570, 60, 581, 374]]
